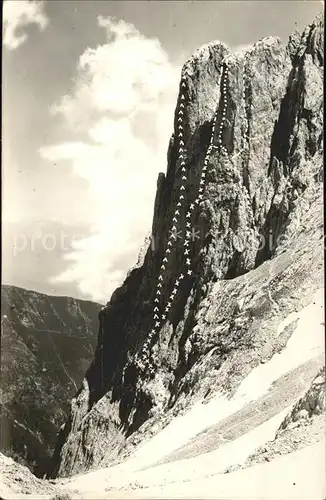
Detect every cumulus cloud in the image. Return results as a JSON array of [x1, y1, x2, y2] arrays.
[[3, 0, 49, 50], [40, 16, 180, 302]]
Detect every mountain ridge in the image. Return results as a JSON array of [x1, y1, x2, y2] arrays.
[[1, 282, 105, 305], [1, 284, 102, 477]]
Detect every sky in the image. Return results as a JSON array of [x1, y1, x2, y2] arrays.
[[2, 0, 323, 304]]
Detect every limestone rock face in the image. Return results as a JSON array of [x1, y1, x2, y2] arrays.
[[50, 14, 324, 478]]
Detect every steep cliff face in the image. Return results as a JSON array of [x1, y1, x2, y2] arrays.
[[51, 14, 324, 478], [0, 285, 101, 477]]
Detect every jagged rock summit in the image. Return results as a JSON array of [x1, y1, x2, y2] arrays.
[[50, 14, 324, 478]]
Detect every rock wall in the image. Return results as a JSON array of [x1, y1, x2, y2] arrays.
[[50, 14, 324, 478]]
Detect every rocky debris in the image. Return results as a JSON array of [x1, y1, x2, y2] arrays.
[[278, 366, 325, 427], [151, 355, 323, 469], [0, 452, 78, 499], [225, 366, 325, 472], [50, 13, 324, 478], [1, 285, 101, 477], [0, 452, 56, 496]]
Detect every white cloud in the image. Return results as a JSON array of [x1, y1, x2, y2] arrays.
[[3, 0, 49, 50], [40, 16, 180, 302]]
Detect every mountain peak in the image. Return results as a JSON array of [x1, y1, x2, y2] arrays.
[[50, 15, 324, 478]]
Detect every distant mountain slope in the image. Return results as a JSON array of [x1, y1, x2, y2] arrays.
[[0, 284, 102, 477]]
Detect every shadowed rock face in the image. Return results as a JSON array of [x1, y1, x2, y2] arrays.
[[0, 285, 101, 477], [51, 14, 324, 478]]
